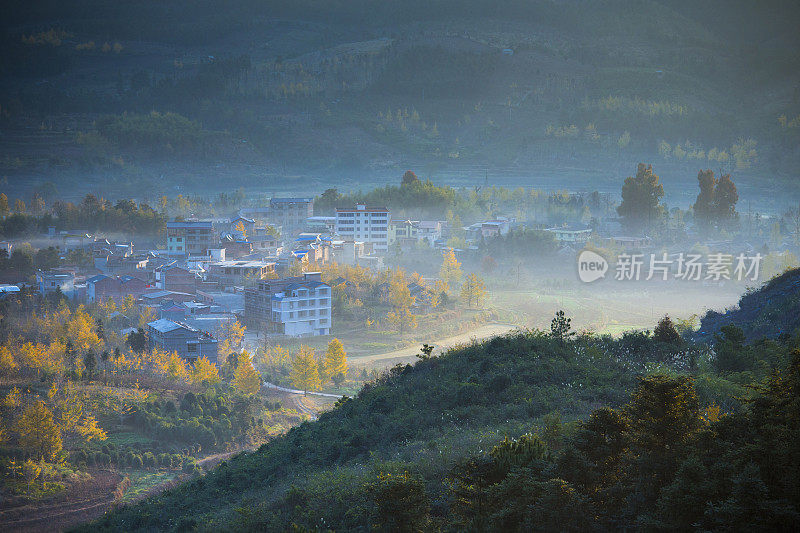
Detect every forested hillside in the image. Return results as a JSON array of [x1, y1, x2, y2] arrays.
[[696, 267, 800, 342], [84, 275, 800, 531], [2, 1, 799, 198]]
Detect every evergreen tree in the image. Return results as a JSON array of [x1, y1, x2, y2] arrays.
[[653, 315, 681, 344], [617, 163, 664, 233], [550, 310, 574, 344], [693, 169, 716, 232]]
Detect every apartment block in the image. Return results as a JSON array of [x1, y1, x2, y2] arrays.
[[244, 272, 331, 337], [269, 197, 313, 237], [335, 204, 390, 253], [166, 220, 215, 255]]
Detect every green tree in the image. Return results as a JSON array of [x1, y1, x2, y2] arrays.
[[624, 374, 700, 508], [693, 169, 716, 233], [0, 193, 9, 217], [713, 325, 749, 373], [83, 349, 97, 379], [715, 173, 738, 228], [370, 470, 430, 532], [401, 170, 420, 187], [550, 310, 574, 344], [617, 163, 664, 233], [653, 315, 681, 344]]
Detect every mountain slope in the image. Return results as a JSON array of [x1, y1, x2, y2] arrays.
[[2, 1, 799, 197], [695, 267, 800, 342]]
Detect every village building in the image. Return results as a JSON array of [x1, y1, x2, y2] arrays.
[[243, 272, 331, 337], [36, 270, 75, 296], [269, 197, 313, 237], [545, 225, 593, 244], [206, 260, 276, 288], [86, 274, 148, 303], [146, 318, 218, 364], [166, 220, 215, 256], [335, 204, 390, 253], [154, 263, 199, 294]]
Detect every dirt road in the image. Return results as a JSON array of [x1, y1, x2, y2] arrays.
[[353, 323, 518, 368]]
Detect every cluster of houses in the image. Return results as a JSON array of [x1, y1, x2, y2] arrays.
[[15, 194, 654, 365]]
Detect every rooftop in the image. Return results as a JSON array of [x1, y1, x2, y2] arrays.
[[210, 260, 275, 268], [166, 220, 213, 229], [148, 318, 194, 334], [270, 197, 313, 203]]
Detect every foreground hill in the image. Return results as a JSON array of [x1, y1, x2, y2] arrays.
[[83, 282, 800, 530], [696, 267, 800, 343]]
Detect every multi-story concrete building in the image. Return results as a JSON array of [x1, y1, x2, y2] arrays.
[[335, 204, 390, 253], [244, 272, 331, 337], [86, 274, 148, 303], [269, 197, 313, 237], [154, 263, 198, 294], [206, 260, 276, 288], [146, 318, 218, 364], [166, 220, 215, 255], [36, 270, 75, 297]]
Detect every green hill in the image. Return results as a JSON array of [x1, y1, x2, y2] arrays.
[[696, 267, 800, 343], [82, 287, 800, 530]]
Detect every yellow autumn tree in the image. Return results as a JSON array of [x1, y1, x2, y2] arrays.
[[389, 277, 414, 309], [163, 352, 188, 382], [0, 345, 18, 375], [324, 338, 348, 387], [234, 220, 248, 240], [190, 356, 221, 387], [66, 307, 101, 353], [50, 381, 107, 446], [387, 306, 417, 334], [439, 248, 462, 285], [218, 320, 246, 362], [291, 345, 320, 394], [460, 273, 488, 308], [16, 400, 63, 460], [233, 357, 261, 395]]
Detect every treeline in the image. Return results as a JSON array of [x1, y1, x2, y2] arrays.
[[90, 112, 211, 157], [480, 228, 559, 259], [314, 173, 602, 224], [0, 194, 166, 239]]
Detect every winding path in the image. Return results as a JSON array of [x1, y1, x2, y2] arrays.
[[353, 323, 518, 367]]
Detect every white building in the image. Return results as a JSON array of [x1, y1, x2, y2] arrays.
[[244, 272, 331, 337], [544, 225, 593, 244], [335, 204, 390, 253]]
